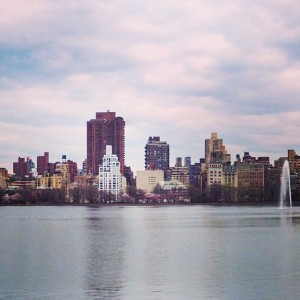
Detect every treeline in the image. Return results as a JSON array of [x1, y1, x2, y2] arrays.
[[0, 188, 67, 205], [1, 182, 299, 205], [189, 185, 279, 204]]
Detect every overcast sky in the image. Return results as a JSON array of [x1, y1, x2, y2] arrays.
[[1, 0, 300, 174]]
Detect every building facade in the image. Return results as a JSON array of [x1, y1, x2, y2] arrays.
[[61, 159, 78, 183], [87, 111, 125, 175], [13, 157, 28, 177], [234, 152, 268, 201], [0, 168, 8, 189], [207, 163, 223, 186], [98, 145, 121, 201], [205, 132, 231, 164], [123, 165, 135, 186], [136, 170, 164, 193], [189, 163, 201, 188], [184, 157, 191, 168], [288, 149, 300, 174], [168, 157, 190, 186], [37, 152, 49, 175], [145, 136, 169, 178], [222, 164, 238, 188], [236, 162, 264, 188]]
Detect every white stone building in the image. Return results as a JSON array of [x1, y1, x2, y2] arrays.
[[99, 145, 121, 201]]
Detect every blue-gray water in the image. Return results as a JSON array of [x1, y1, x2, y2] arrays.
[[1, 205, 300, 299]]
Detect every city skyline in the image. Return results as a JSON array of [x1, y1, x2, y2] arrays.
[[4, 129, 297, 175], [1, 1, 300, 173]]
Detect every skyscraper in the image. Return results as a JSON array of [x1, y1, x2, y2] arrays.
[[87, 111, 125, 175], [145, 136, 169, 178], [205, 132, 231, 164]]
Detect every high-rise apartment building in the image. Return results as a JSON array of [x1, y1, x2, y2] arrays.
[[189, 163, 201, 188], [184, 157, 191, 168], [205, 133, 231, 164], [236, 161, 264, 189], [99, 145, 121, 201], [13, 157, 28, 177], [37, 152, 49, 175], [87, 111, 125, 175], [145, 136, 169, 177]]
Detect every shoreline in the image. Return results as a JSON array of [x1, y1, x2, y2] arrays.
[[1, 201, 297, 207]]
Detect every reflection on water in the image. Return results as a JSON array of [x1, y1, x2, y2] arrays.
[[84, 208, 126, 299], [1, 206, 300, 299]]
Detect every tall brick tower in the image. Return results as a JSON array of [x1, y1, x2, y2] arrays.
[[87, 111, 125, 175]]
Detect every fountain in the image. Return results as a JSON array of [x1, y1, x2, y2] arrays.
[[279, 160, 292, 208]]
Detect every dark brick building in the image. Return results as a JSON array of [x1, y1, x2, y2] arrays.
[[37, 152, 49, 175], [13, 157, 28, 177]]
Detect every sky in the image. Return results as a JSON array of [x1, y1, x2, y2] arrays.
[[1, 0, 300, 174]]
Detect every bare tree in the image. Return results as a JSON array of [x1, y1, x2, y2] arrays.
[[85, 185, 99, 203]]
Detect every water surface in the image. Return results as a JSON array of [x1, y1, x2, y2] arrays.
[[1, 205, 300, 299]]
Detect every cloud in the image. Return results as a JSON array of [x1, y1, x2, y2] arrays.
[[1, 0, 300, 173]]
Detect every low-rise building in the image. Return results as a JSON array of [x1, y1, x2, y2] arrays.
[[136, 170, 164, 193], [158, 179, 190, 203], [158, 179, 187, 191], [10, 180, 36, 190]]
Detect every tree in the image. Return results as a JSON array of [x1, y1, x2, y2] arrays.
[[207, 184, 222, 202], [189, 186, 202, 203], [136, 189, 146, 201], [70, 187, 83, 204], [237, 186, 264, 203], [153, 183, 163, 194], [223, 185, 237, 203], [120, 193, 135, 203], [85, 185, 99, 203], [0, 188, 6, 204], [99, 190, 117, 203], [126, 185, 137, 198], [17, 189, 30, 203], [9, 193, 24, 205]]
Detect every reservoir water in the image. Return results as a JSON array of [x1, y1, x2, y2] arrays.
[[1, 205, 300, 299]]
